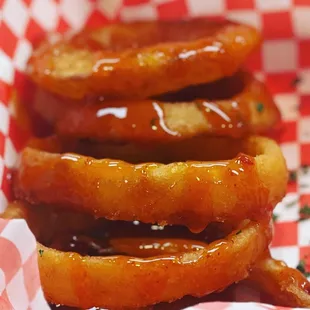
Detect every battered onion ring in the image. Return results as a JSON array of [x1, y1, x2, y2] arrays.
[[14, 135, 287, 232], [33, 71, 280, 142], [2, 201, 271, 309], [250, 254, 310, 308], [28, 20, 261, 99]]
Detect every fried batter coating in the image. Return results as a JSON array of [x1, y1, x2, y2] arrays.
[[3, 202, 271, 309], [250, 254, 310, 308], [33, 71, 280, 142], [28, 20, 261, 99], [14, 136, 287, 232]]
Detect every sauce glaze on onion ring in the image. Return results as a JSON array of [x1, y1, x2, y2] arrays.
[[33, 71, 280, 142], [250, 254, 310, 308], [28, 20, 261, 99], [14, 135, 287, 232], [3, 201, 271, 309]]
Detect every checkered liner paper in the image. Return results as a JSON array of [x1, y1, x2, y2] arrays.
[[1, 0, 310, 309]]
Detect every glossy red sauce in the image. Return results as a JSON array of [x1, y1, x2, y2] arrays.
[[47, 220, 230, 257], [46, 220, 239, 309], [17, 146, 265, 232], [54, 71, 253, 142], [69, 20, 231, 52]]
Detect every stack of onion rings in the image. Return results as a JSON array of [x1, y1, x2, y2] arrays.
[[5, 18, 310, 309]]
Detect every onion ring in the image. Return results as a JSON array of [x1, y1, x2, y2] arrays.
[[14, 135, 287, 232], [2, 201, 271, 309], [28, 20, 261, 99], [250, 254, 310, 308], [33, 71, 280, 142]]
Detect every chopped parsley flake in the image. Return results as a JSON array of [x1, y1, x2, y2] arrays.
[[296, 259, 310, 277], [291, 76, 302, 87], [302, 165, 309, 174], [299, 204, 310, 221], [300, 205, 310, 218], [289, 171, 297, 182], [38, 249, 44, 257], [272, 213, 279, 222], [256, 102, 264, 113]]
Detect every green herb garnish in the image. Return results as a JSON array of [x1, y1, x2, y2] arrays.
[[256, 102, 264, 113], [300, 205, 310, 216], [38, 249, 44, 257], [272, 213, 279, 222], [302, 165, 309, 174], [291, 76, 301, 87], [296, 259, 310, 276], [298, 205, 310, 221], [289, 171, 297, 182]]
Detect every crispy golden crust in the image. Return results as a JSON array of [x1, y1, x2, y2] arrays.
[[3, 202, 271, 309], [33, 71, 280, 142], [250, 255, 310, 308], [14, 136, 287, 232], [28, 20, 261, 99]]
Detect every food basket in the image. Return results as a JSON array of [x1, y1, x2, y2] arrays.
[[0, 0, 310, 309]]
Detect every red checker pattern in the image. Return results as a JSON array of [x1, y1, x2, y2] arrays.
[[294, 0, 310, 5], [23, 251, 41, 301], [85, 10, 110, 29], [300, 95, 310, 116], [21, 0, 32, 6], [0, 292, 13, 310], [1, 166, 12, 202], [0, 237, 22, 284], [301, 144, 310, 166], [287, 178, 297, 193], [55, 18, 71, 34], [226, 0, 255, 10], [265, 72, 297, 94], [0, 81, 11, 106], [24, 19, 46, 46], [0, 220, 45, 308], [298, 40, 310, 68], [123, 0, 150, 5], [0, 132, 4, 158], [157, 0, 188, 19], [245, 49, 263, 72], [0, 22, 18, 58], [262, 11, 294, 40], [272, 221, 298, 247], [278, 121, 297, 143]]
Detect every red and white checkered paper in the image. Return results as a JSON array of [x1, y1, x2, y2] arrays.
[[1, 0, 310, 309]]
